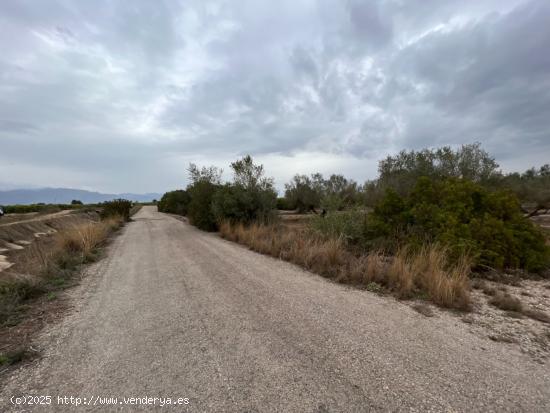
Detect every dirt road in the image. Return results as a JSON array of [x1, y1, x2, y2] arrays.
[[1, 206, 549, 412], [0, 210, 74, 227]]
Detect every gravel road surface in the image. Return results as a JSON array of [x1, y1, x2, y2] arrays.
[[1, 206, 549, 412]]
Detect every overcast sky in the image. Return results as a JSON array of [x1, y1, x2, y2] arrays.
[[1, 0, 549, 193]]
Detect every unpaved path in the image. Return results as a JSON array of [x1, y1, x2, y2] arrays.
[[0, 210, 73, 227], [1, 206, 549, 412]]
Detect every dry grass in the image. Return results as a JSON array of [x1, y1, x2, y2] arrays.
[[1, 215, 124, 326], [489, 292, 524, 313], [219, 221, 472, 310], [57, 216, 122, 259], [387, 245, 471, 309]]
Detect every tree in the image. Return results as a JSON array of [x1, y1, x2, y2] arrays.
[[284, 174, 322, 213], [212, 155, 277, 224], [321, 174, 360, 211], [186, 164, 223, 231], [377, 143, 499, 195], [157, 190, 190, 215], [496, 164, 550, 215], [71, 199, 83, 205], [371, 177, 549, 272]]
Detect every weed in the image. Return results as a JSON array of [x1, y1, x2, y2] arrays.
[[412, 303, 435, 317], [366, 282, 383, 293], [489, 292, 523, 312], [0, 215, 124, 327], [220, 221, 472, 310], [0, 349, 26, 367]]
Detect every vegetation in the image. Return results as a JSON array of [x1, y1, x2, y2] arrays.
[[370, 178, 549, 272], [219, 222, 472, 309], [3, 203, 83, 214], [283, 173, 361, 212], [100, 199, 132, 221], [157, 190, 190, 215], [0, 216, 124, 327], [160, 156, 277, 231], [495, 164, 550, 215], [185, 164, 223, 231], [156, 144, 549, 313], [211, 155, 277, 224], [376, 143, 499, 197]]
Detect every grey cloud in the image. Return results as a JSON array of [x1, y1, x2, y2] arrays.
[[0, 0, 548, 193]]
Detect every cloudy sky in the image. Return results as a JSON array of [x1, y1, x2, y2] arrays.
[[1, 0, 549, 193]]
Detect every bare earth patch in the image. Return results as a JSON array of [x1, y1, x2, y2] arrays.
[[465, 278, 550, 363]]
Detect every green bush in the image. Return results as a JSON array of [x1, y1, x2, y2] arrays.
[[311, 209, 371, 248], [371, 177, 550, 272], [100, 199, 132, 221], [377, 143, 499, 196], [211, 155, 277, 225], [187, 181, 219, 231], [158, 190, 190, 215], [276, 197, 292, 210], [284, 174, 322, 213]]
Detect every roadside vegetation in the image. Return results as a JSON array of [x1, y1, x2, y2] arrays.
[[0, 216, 124, 326], [2, 203, 84, 214], [158, 144, 550, 311], [0, 200, 130, 367]]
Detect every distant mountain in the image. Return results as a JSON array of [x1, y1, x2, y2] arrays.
[[0, 188, 162, 205]]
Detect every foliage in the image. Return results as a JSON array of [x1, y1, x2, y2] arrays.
[[211, 155, 277, 224], [276, 197, 293, 210], [3, 204, 82, 214], [321, 174, 361, 211], [71, 199, 83, 205], [371, 177, 550, 272], [377, 142, 499, 196], [311, 209, 371, 248], [186, 163, 223, 231], [157, 190, 190, 216], [100, 199, 132, 221], [284, 174, 323, 213], [284, 173, 361, 212], [495, 164, 550, 211]]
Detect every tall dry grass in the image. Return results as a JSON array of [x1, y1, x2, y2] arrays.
[[57, 216, 122, 259], [219, 221, 472, 310], [387, 246, 471, 308], [1, 215, 124, 326]]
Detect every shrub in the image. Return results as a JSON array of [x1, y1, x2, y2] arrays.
[[187, 181, 219, 231], [310, 209, 370, 248], [100, 199, 132, 221], [284, 174, 323, 213], [489, 292, 523, 312], [158, 190, 190, 215], [371, 177, 550, 272], [283, 173, 361, 213], [377, 142, 499, 196], [276, 197, 293, 210], [211, 155, 277, 225], [219, 221, 471, 309]]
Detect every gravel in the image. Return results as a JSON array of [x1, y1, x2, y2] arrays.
[[1, 206, 549, 412]]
